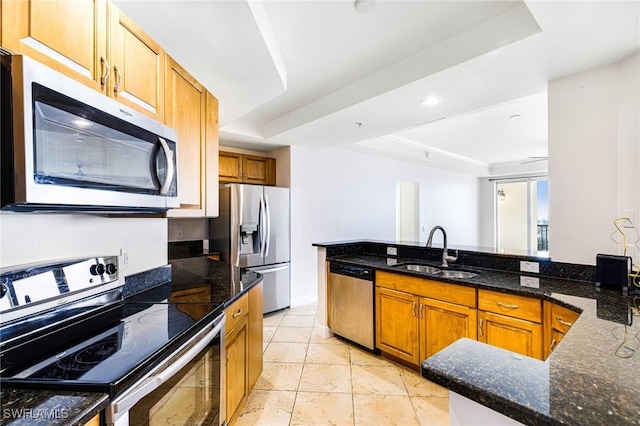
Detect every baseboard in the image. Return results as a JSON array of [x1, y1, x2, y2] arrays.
[[290, 293, 317, 308]]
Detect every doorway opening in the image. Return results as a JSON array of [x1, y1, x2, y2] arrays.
[[495, 178, 549, 255], [396, 181, 419, 243]]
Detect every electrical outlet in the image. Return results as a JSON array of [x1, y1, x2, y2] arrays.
[[520, 276, 540, 288], [387, 258, 398, 266], [386, 247, 397, 256], [520, 261, 539, 273], [121, 248, 131, 270]]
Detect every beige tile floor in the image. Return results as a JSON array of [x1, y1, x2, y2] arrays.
[[235, 303, 449, 426]]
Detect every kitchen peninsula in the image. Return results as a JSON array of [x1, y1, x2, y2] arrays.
[[315, 240, 639, 425]]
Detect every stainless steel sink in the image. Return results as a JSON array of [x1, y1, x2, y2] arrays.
[[398, 264, 441, 274], [438, 270, 478, 279]]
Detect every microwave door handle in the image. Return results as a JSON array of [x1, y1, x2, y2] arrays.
[[157, 137, 175, 195], [265, 194, 271, 257]]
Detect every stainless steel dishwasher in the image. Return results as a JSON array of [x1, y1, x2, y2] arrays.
[[328, 262, 375, 350]]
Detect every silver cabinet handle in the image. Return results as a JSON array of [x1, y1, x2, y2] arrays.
[[114, 64, 122, 94], [550, 338, 557, 350], [232, 309, 243, 318], [419, 303, 424, 319], [157, 137, 174, 195], [497, 301, 519, 309], [555, 317, 573, 327], [412, 302, 417, 317], [100, 56, 109, 86], [479, 318, 484, 337]]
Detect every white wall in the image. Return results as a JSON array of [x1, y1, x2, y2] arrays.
[[549, 51, 640, 265], [0, 213, 167, 275], [290, 145, 479, 307]]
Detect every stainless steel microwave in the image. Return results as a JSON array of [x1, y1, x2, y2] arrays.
[[0, 53, 178, 213]]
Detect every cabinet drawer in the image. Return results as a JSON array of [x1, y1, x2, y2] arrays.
[[376, 271, 476, 308], [225, 293, 249, 334], [550, 303, 580, 334], [478, 289, 542, 323]]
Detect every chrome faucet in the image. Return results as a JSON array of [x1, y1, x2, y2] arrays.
[[426, 226, 458, 267]]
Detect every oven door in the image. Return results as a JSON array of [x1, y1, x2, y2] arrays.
[[106, 312, 225, 426]]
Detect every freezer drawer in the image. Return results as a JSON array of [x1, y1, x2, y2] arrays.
[[248, 263, 290, 314]]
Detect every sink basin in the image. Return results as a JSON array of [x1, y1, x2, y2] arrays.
[[438, 270, 478, 279], [398, 264, 441, 274]]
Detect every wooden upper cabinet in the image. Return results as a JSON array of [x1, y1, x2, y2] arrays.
[[165, 56, 206, 217], [219, 151, 243, 183], [219, 151, 276, 186], [1, 0, 108, 91], [108, 3, 164, 121]]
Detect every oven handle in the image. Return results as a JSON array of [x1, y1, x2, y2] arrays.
[[107, 313, 225, 421]]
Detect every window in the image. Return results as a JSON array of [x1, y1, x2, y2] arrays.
[[496, 178, 549, 255]]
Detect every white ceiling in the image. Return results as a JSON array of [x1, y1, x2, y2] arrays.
[[115, 0, 640, 177]]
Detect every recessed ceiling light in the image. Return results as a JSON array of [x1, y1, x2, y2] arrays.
[[421, 96, 442, 107], [510, 114, 522, 120], [354, 0, 379, 13]]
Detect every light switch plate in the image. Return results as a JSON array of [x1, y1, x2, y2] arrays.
[[520, 261, 539, 273]]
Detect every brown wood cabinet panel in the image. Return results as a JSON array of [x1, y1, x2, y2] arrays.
[[219, 151, 243, 182], [1, 0, 108, 91], [108, 3, 164, 120], [219, 151, 276, 185], [376, 271, 476, 308], [478, 311, 543, 359], [375, 287, 420, 364], [248, 282, 264, 390], [420, 297, 477, 360], [225, 315, 248, 426], [83, 413, 100, 426], [225, 292, 249, 335], [165, 56, 206, 216], [478, 289, 542, 323], [543, 300, 580, 359], [205, 92, 220, 216]]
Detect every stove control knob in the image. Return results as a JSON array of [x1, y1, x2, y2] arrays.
[[90, 263, 106, 276], [105, 263, 118, 275]]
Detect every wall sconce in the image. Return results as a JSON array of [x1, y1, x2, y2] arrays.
[[498, 188, 506, 201]]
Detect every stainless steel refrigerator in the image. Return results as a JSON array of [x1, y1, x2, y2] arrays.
[[210, 184, 290, 314]]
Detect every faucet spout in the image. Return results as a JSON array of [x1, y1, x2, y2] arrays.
[[426, 226, 458, 267]]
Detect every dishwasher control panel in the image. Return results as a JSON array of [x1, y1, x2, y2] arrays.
[[329, 262, 374, 281]]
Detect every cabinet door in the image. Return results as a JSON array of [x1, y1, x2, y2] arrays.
[[108, 3, 164, 120], [242, 155, 274, 185], [420, 298, 477, 360], [205, 92, 220, 217], [165, 56, 206, 217], [375, 287, 419, 365], [225, 316, 249, 425], [219, 151, 243, 183], [1, 0, 107, 91], [543, 301, 580, 359], [478, 311, 543, 360], [248, 282, 264, 390]]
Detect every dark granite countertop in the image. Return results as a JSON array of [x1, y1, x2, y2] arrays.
[[1, 257, 262, 425], [326, 252, 640, 425], [0, 389, 108, 426]]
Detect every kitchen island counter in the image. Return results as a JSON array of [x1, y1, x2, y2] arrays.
[[318, 242, 639, 426]]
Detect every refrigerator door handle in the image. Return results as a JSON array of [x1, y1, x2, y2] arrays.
[[259, 194, 267, 256], [248, 264, 289, 274], [264, 193, 271, 257]]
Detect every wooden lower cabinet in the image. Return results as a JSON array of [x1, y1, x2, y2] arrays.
[[84, 413, 100, 426], [225, 315, 249, 425], [420, 297, 477, 359], [543, 300, 580, 359], [375, 272, 477, 367], [376, 287, 420, 364], [224, 284, 264, 425], [478, 311, 543, 359]]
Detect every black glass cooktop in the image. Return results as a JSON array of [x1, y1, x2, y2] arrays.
[[0, 300, 222, 397]]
